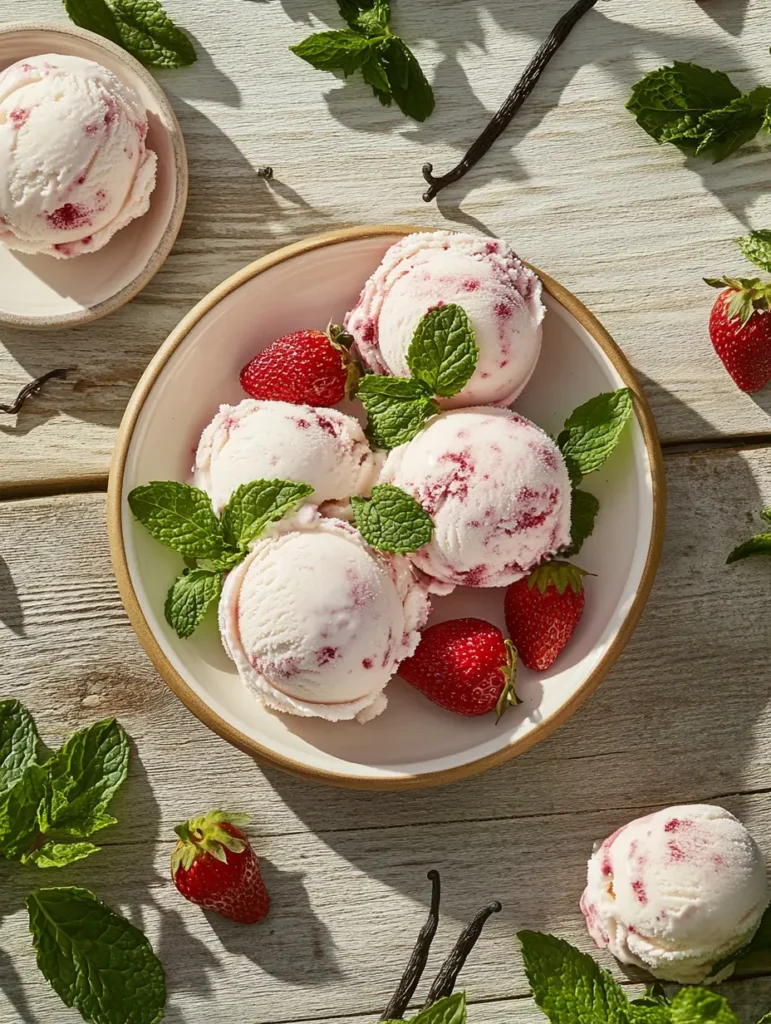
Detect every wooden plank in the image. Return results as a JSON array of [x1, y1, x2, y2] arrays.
[[4, 0, 771, 489], [3, 447, 771, 1020]]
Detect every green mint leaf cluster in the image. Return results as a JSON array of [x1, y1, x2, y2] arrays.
[[129, 478, 313, 638], [27, 886, 166, 1024], [409, 994, 466, 1024], [556, 388, 633, 555], [63, 0, 196, 69], [0, 701, 129, 868], [357, 304, 478, 450], [627, 63, 771, 162], [519, 931, 753, 1024], [727, 508, 771, 565], [735, 230, 771, 273], [352, 483, 434, 554], [291, 0, 434, 122]]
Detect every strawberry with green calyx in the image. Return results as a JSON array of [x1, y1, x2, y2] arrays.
[[240, 324, 360, 406], [704, 277, 771, 392], [398, 618, 519, 721], [171, 809, 270, 924], [504, 561, 591, 672]]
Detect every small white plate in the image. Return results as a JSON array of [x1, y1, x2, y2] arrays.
[[108, 226, 666, 790], [0, 22, 187, 329]]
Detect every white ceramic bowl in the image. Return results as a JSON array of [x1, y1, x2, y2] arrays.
[[108, 226, 665, 790], [0, 22, 188, 329]]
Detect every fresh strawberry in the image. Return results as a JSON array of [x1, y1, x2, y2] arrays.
[[240, 325, 359, 406], [171, 809, 270, 924], [705, 277, 771, 393], [504, 561, 589, 671], [398, 618, 519, 720]]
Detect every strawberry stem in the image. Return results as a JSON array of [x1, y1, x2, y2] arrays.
[[422, 900, 502, 1006], [381, 870, 442, 1021]]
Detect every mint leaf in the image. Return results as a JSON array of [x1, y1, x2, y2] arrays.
[[378, 37, 435, 122], [632, 985, 671, 1009], [518, 931, 630, 1024], [291, 30, 372, 75], [128, 481, 223, 558], [557, 388, 633, 483], [629, 1010, 673, 1024], [27, 887, 166, 1024], [670, 988, 741, 1024], [361, 52, 391, 100], [0, 764, 47, 860], [357, 375, 438, 450], [38, 719, 129, 838], [221, 479, 314, 551], [687, 88, 771, 161], [407, 304, 479, 398], [726, 533, 771, 564], [627, 63, 741, 147], [352, 484, 433, 554], [64, 0, 196, 68], [757, 1016, 771, 1024], [164, 568, 222, 639], [736, 230, 771, 273], [410, 994, 466, 1024], [761, 507, 771, 524], [0, 699, 40, 792], [564, 488, 600, 556], [26, 841, 100, 869], [63, 0, 122, 45], [353, 0, 390, 35]]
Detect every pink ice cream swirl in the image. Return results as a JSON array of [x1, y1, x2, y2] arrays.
[[344, 230, 544, 410], [379, 407, 572, 593], [581, 805, 769, 984]]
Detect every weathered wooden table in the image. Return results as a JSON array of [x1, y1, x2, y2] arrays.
[[3, 0, 771, 1020]]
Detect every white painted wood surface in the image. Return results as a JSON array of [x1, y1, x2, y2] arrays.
[[5, 0, 771, 488], [3, 446, 771, 1022], [3, 0, 771, 1021]]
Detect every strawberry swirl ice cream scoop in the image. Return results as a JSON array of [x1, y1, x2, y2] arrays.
[[581, 804, 768, 984], [380, 407, 571, 591], [345, 230, 544, 409], [219, 510, 431, 723], [0, 54, 156, 258]]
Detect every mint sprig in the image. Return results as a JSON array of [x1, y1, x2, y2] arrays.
[[351, 484, 433, 554], [627, 63, 771, 162], [727, 508, 771, 565], [63, 0, 196, 69], [129, 477, 314, 638], [291, 0, 434, 122], [0, 705, 129, 867], [564, 488, 600, 557], [407, 304, 480, 398], [557, 388, 633, 484], [27, 887, 166, 1024], [0, 699, 40, 791], [735, 230, 771, 273], [356, 303, 477, 450]]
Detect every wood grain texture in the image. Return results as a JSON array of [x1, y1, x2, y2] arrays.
[[2, 445, 771, 1021], [3, 0, 771, 489]]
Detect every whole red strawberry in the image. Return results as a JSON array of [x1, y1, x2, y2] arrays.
[[171, 809, 270, 924], [399, 618, 519, 720], [240, 326, 359, 406], [504, 561, 589, 671], [705, 277, 771, 393]]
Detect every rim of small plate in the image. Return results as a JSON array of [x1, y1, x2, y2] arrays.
[[107, 224, 666, 791], [0, 21, 188, 329]]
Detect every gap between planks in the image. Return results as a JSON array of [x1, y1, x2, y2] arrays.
[[5, 434, 771, 502]]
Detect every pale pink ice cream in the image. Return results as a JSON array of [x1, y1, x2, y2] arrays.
[[194, 400, 380, 516], [344, 231, 544, 409], [0, 54, 156, 258], [219, 509, 431, 722], [380, 407, 571, 591], [581, 805, 768, 984]]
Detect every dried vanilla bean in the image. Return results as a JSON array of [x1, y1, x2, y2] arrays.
[[0, 368, 70, 415], [422, 900, 502, 1006], [422, 0, 600, 202], [381, 870, 441, 1021]]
